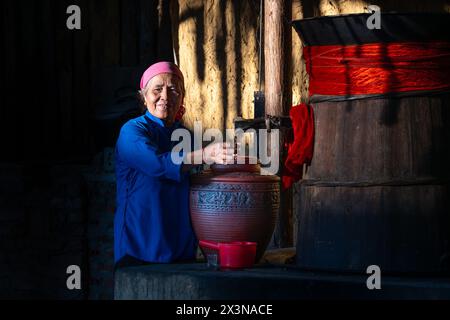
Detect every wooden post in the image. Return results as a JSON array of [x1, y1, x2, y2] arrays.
[[265, 0, 291, 116], [264, 0, 293, 248]]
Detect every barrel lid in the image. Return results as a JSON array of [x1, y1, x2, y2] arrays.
[[293, 12, 450, 46]]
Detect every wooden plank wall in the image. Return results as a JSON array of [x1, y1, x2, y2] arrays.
[[0, 0, 173, 164]]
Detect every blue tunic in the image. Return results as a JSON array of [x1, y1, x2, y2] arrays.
[[114, 111, 197, 264]]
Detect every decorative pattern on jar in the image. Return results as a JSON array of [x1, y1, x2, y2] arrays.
[[190, 161, 280, 262]]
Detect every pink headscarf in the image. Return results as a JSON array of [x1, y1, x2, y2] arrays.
[[140, 61, 185, 90]]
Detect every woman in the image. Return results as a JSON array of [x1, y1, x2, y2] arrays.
[[114, 62, 233, 268]]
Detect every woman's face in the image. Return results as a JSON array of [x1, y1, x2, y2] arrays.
[[144, 73, 183, 125]]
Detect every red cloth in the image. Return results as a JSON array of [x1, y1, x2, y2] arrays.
[[282, 104, 314, 190], [303, 41, 450, 96]]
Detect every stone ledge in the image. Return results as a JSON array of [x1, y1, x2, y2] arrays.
[[114, 263, 450, 300]]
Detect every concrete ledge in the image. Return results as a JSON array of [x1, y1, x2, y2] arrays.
[[114, 263, 450, 300]]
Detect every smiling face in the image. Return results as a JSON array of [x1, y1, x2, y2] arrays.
[[143, 73, 184, 126]]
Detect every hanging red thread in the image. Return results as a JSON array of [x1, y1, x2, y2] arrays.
[[303, 41, 450, 96]]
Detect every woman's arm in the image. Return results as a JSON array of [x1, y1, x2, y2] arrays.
[[181, 142, 234, 173], [117, 122, 235, 178], [117, 123, 185, 181]]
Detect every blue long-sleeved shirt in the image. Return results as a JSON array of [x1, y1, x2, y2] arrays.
[[114, 111, 197, 264]]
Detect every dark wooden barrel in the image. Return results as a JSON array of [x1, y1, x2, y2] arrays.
[[293, 13, 450, 274]]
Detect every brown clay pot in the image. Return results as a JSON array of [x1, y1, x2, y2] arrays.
[[190, 160, 280, 262]]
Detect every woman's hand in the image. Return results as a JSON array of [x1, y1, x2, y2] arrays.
[[202, 142, 235, 165], [181, 142, 234, 173]]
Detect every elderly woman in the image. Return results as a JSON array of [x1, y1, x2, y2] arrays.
[[114, 62, 233, 268]]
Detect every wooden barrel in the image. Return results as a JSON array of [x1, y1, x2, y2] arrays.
[[293, 13, 450, 274]]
